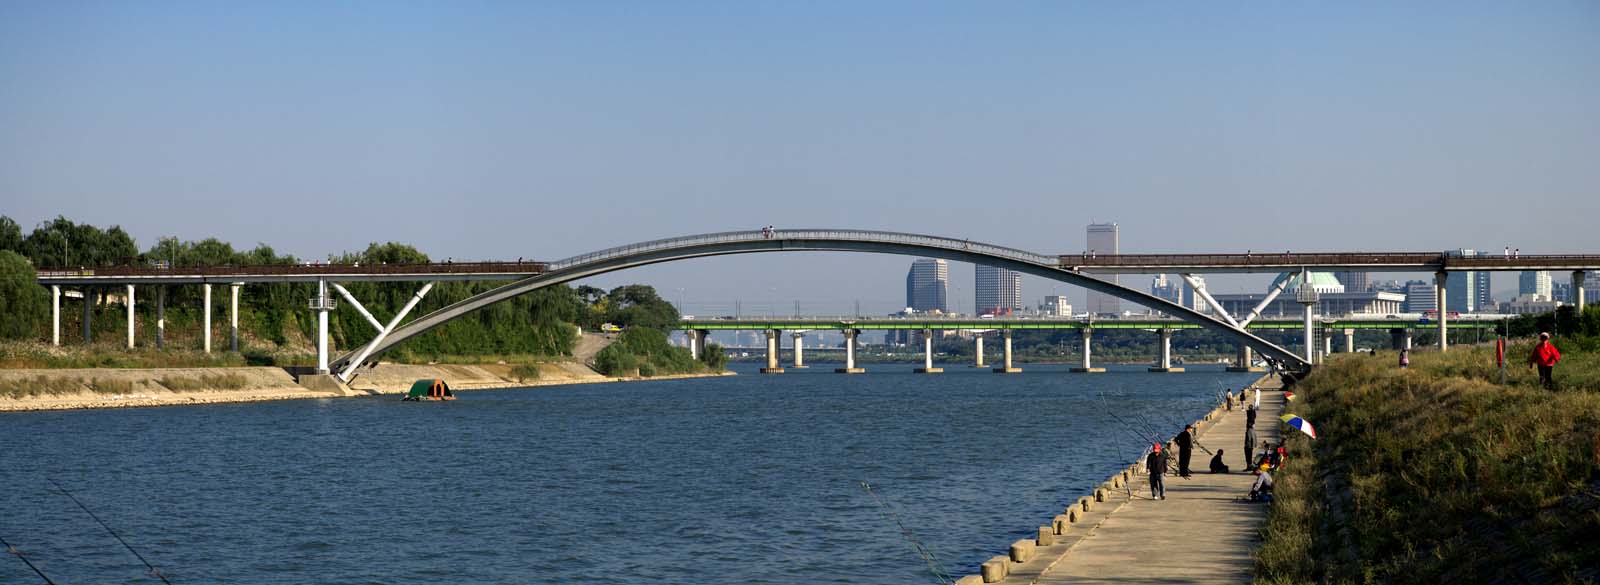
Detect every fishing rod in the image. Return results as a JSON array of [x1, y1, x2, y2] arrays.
[[47, 478, 173, 585], [858, 481, 953, 585], [1, 534, 57, 585]]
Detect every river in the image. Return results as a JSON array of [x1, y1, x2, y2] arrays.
[[1, 363, 1257, 584]]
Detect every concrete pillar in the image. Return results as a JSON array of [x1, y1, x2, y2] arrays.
[[1323, 330, 1333, 357], [1227, 344, 1260, 372], [994, 329, 1020, 373], [1344, 328, 1355, 353], [203, 283, 213, 354], [973, 334, 986, 367], [155, 286, 165, 349], [315, 279, 328, 373], [1071, 328, 1104, 372], [1302, 301, 1315, 364], [230, 283, 241, 352], [125, 284, 135, 349], [1435, 271, 1449, 352], [761, 329, 784, 373], [1404, 329, 1414, 350], [82, 287, 93, 344], [1150, 328, 1183, 372], [687, 330, 699, 360], [1575, 271, 1588, 309], [916, 329, 942, 373], [836, 329, 864, 373], [50, 285, 60, 346], [791, 332, 807, 368]]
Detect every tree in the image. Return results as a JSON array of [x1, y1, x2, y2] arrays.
[[0, 216, 22, 255], [602, 284, 679, 330], [0, 251, 48, 340]]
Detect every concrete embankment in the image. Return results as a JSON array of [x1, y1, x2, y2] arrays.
[[0, 363, 732, 412], [954, 373, 1284, 585]]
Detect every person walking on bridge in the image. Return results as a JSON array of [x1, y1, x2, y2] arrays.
[[1175, 425, 1195, 478], [1145, 443, 1168, 500], [1529, 332, 1562, 389]]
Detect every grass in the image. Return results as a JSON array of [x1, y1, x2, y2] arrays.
[[1255, 338, 1600, 584], [0, 375, 85, 399], [509, 363, 541, 383], [157, 374, 249, 392]]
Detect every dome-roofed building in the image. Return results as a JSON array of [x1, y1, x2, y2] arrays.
[[1268, 271, 1346, 295], [1212, 271, 1404, 318]]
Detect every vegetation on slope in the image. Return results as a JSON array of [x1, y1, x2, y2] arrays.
[[1255, 312, 1600, 584]]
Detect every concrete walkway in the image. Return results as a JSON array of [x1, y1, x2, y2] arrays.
[[992, 376, 1286, 585]]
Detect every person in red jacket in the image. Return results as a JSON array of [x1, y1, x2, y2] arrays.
[[1528, 332, 1562, 389]]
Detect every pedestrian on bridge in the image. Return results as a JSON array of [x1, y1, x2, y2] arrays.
[[1529, 332, 1562, 389], [1145, 443, 1168, 500]]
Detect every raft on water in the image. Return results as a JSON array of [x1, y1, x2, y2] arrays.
[[402, 379, 454, 401]]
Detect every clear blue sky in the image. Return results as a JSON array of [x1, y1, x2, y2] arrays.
[[3, 2, 1597, 314]]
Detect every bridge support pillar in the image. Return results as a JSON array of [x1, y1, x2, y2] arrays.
[[836, 329, 864, 373], [1071, 328, 1105, 373], [1343, 328, 1356, 353], [1436, 271, 1449, 352], [994, 329, 1021, 373], [1575, 271, 1588, 309], [1226, 344, 1262, 372], [916, 329, 942, 373], [314, 279, 327, 374], [973, 335, 986, 368], [791, 332, 807, 368], [203, 283, 213, 354], [1149, 328, 1183, 372], [686, 330, 702, 360], [125, 284, 136, 349], [82, 287, 92, 344], [761, 329, 784, 373], [1323, 329, 1333, 357], [155, 286, 165, 349], [50, 285, 59, 346], [230, 283, 241, 352]]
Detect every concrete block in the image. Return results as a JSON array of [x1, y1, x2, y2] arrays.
[[955, 576, 985, 585], [1095, 488, 1108, 502], [1068, 366, 1106, 373], [834, 367, 866, 374], [1037, 526, 1056, 546], [1052, 514, 1069, 534], [914, 367, 944, 373], [1067, 507, 1081, 523], [296, 373, 352, 394], [1079, 496, 1093, 512], [992, 367, 1023, 373], [1146, 366, 1186, 372], [982, 556, 1009, 582], [1010, 539, 1035, 563]]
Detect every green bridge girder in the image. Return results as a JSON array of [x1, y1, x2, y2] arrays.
[[675, 318, 1503, 331]]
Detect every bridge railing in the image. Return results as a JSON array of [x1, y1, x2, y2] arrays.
[[35, 261, 550, 279], [547, 229, 1059, 271], [1063, 252, 1445, 267]]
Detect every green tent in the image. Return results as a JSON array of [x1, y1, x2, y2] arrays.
[[404, 379, 453, 401]]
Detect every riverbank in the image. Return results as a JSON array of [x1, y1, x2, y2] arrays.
[[0, 363, 733, 412]]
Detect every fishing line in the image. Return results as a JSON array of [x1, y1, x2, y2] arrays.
[[858, 481, 953, 585], [1, 534, 57, 585], [48, 478, 173, 585]]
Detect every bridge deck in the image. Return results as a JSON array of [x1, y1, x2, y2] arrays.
[[675, 317, 1503, 331]]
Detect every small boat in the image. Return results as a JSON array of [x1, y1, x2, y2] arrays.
[[402, 379, 455, 401]]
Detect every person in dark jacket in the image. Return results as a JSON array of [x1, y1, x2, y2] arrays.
[[1209, 449, 1229, 474], [1246, 403, 1258, 428], [1243, 424, 1257, 471], [1145, 443, 1168, 500], [1175, 425, 1195, 478]]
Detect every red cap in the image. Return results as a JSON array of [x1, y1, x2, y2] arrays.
[[1152, 443, 1161, 452]]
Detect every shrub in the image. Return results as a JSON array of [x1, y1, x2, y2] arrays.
[[88, 378, 134, 394], [509, 363, 541, 383]]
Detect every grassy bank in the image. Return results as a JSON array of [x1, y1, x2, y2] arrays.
[[1255, 340, 1600, 584]]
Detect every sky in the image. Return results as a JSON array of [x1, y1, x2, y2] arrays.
[[3, 2, 1598, 316]]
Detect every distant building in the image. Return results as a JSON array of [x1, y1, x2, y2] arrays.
[[1150, 274, 1182, 305], [1553, 282, 1573, 303], [904, 258, 948, 313], [1519, 271, 1552, 300], [1404, 280, 1437, 313], [1085, 223, 1120, 315], [1476, 270, 1494, 311], [1334, 271, 1371, 293], [975, 265, 1022, 315], [1501, 294, 1561, 315], [1444, 249, 1478, 313], [1182, 274, 1210, 314], [1213, 272, 1402, 317], [1040, 295, 1072, 317]]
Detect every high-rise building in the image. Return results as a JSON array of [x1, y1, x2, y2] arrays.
[[1181, 274, 1210, 314], [904, 258, 948, 313], [1150, 274, 1182, 305], [1444, 250, 1477, 313], [1085, 223, 1120, 315], [1475, 270, 1494, 311], [1404, 280, 1437, 313], [975, 265, 1022, 315], [1519, 271, 1552, 300], [1040, 295, 1072, 317], [1334, 271, 1370, 293]]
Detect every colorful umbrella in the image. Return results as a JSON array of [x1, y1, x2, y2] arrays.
[[1284, 391, 1296, 402], [1280, 414, 1316, 439]]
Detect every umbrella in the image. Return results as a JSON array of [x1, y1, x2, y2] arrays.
[[1280, 414, 1316, 439], [1284, 391, 1296, 402]]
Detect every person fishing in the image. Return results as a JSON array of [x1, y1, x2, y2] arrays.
[[1249, 462, 1274, 501], [1243, 423, 1257, 471], [1145, 443, 1168, 500], [1175, 425, 1195, 478], [1225, 388, 1235, 411], [1209, 448, 1229, 473], [1246, 402, 1257, 429]]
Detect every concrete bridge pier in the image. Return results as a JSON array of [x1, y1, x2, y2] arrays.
[[1575, 271, 1588, 310], [994, 329, 1021, 373], [791, 332, 808, 368], [314, 279, 328, 374], [686, 329, 702, 360], [1435, 271, 1449, 352], [1343, 328, 1356, 353], [761, 329, 785, 373], [836, 329, 865, 373], [125, 284, 135, 349], [1071, 327, 1105, 373], [155, 286, 165, 349], [1226, 344, 1262, 372], [1322, 330, 1333, 357], [1149, 328, 1183, 372], [82, 286, 92, 344], [203, 283, 213, 354], [972, 334, 986, 368], [230, 283, 241, 352], [50, 285, 59, 346], [915, 329, 942, 373]]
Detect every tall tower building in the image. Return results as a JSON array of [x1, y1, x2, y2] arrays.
[[1151, 274, 1181, 305], [904, 259, 949, 313], [1085, 223, 1120, 315], [1334, 271, 1371, 293], [975, 265, 1022, 315], [1520, 271, 1553, 300], [1444, 249, 1477, 313]]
